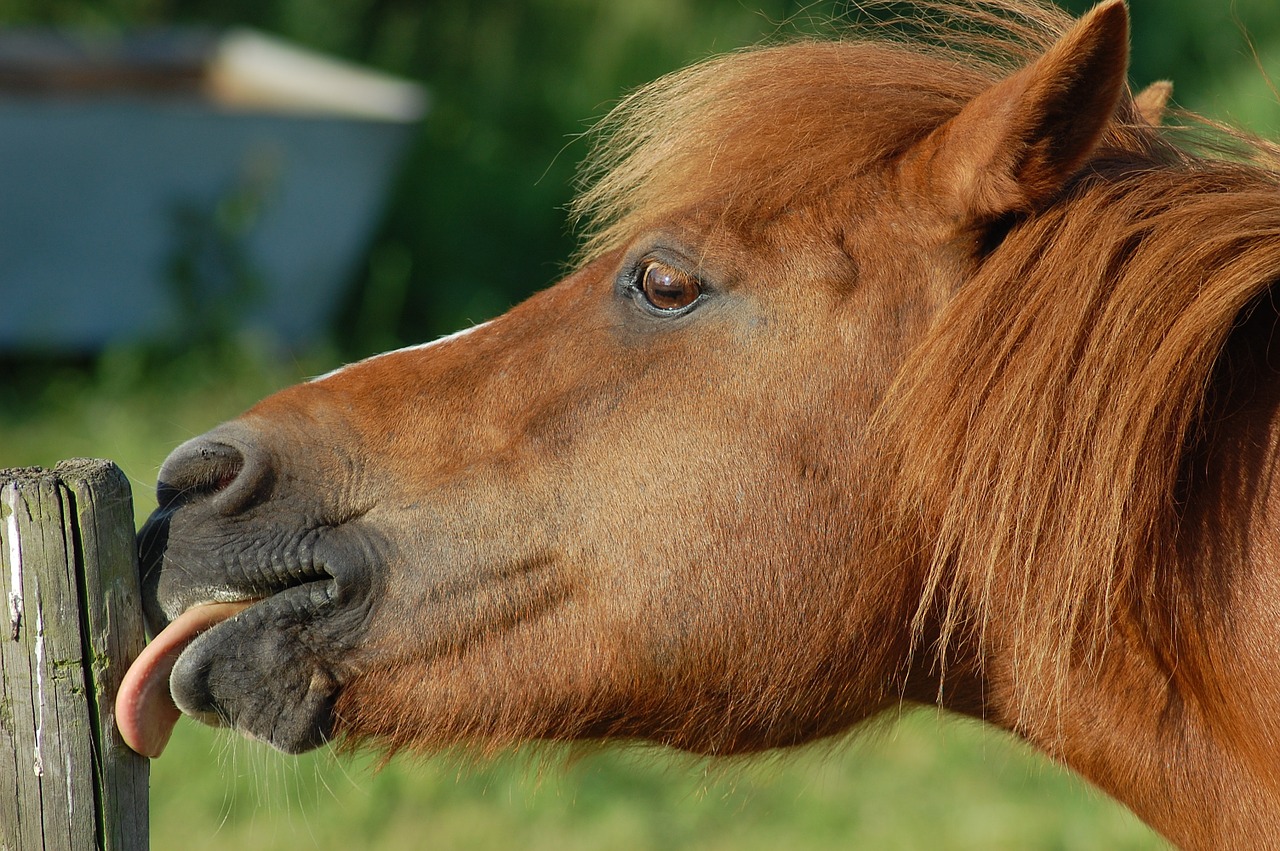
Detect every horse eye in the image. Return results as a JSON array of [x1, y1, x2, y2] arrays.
[[640, 261, 701, 312]]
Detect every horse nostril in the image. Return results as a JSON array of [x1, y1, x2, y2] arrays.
[[156, 434, 273, 515]]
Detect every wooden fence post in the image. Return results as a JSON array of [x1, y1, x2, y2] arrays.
[[1, 459, 148, 851]]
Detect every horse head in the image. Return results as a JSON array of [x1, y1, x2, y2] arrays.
[[120, 2, 1280, 845]]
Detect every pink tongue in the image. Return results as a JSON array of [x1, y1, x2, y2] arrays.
[[115, 601, 254, 758]]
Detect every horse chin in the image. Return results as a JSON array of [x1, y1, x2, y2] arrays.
[[166, 584, 343, 754]]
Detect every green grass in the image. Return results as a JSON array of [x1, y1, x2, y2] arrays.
[[149, 711, 1164, 850], [0, 345, 1166, 849]]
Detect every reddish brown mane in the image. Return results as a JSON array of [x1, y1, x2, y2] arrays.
[[883, 157, 1280, 725], [573, 1, 1135, 257]]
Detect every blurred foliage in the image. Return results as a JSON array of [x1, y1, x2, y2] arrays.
[[0, 0, 1275, 355]]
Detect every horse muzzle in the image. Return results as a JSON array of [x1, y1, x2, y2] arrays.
[[123, 423, 383, 756]]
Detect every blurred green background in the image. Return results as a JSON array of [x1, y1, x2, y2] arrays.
[[1, 0, 1276, 847], [2, 0, 1275, 353]]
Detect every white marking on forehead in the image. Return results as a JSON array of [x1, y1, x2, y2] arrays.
[[310, 320, 493, 383]]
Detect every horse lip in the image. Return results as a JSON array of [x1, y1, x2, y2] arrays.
[[166, 578, 347, 753], [146, 563, 333, 635], [116, 598, 259, 756], [135, 455, 378, 753], [139, 513, 366, 637], [169, 594, 268, 700]]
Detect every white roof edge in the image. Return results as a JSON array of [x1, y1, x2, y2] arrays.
[[208, 28, 428, 122]]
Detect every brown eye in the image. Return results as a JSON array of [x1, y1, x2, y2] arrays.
[[640, 260, 701, 312]]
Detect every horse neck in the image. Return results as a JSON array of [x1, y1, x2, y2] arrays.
[[982, 303, 1280, 847]]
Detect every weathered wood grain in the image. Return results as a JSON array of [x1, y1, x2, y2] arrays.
[[1, 460, 148, 851]]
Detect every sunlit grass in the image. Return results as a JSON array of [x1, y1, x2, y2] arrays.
[[149, 710, 1163, 850]]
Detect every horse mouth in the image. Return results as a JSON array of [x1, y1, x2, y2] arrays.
[[119, 569, 354, 757], [129, 494, 377, 757], [116, 598, 258, 757]]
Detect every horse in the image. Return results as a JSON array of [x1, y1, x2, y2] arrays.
[[117, 1, 1280, 846]]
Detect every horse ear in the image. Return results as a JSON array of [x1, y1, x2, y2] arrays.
[[1134, 80, 1173, 125], [907, 0, 1129, 222]]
